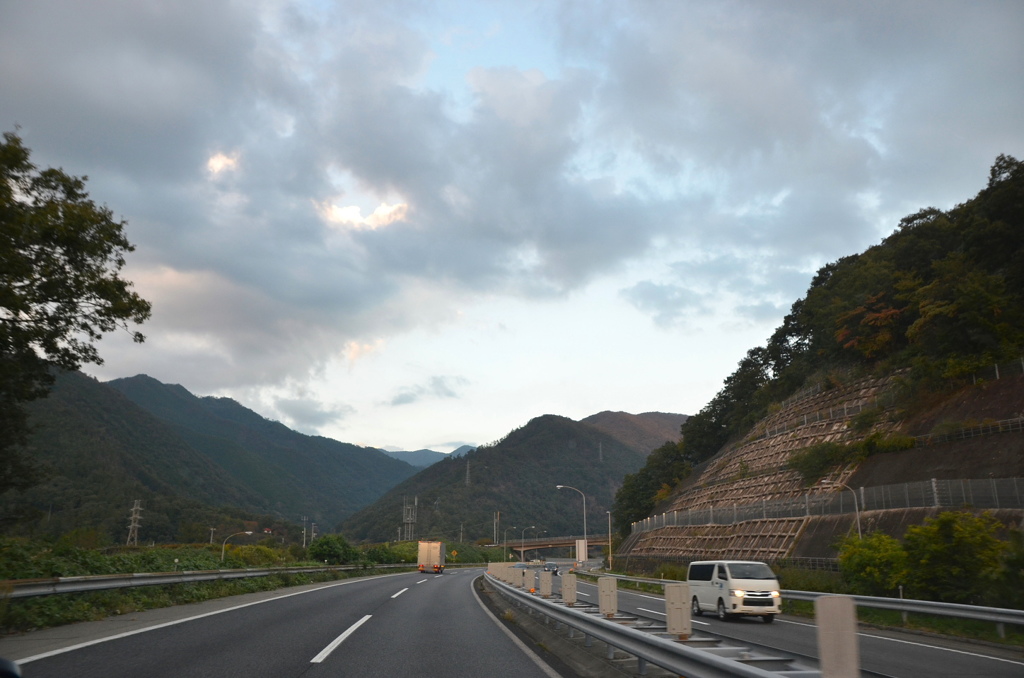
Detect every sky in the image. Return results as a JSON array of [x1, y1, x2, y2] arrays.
[[2, 1, 1023, 453]]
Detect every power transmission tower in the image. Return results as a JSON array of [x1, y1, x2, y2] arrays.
[[403, 496, 417, 541], [126, 500, 143, 546]]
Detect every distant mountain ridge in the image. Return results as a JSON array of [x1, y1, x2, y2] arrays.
[[381, 445, 476, 468], [581, 411, 687, 453], [10, 371, 687, 546], [107, 375, 417, 526], [340, 411, 686, 543]]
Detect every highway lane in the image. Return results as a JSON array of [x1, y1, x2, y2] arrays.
[[571, 578, 1024, 678], [16, 569, 560, 678]]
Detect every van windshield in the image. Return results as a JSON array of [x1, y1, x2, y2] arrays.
[[726, 563, 776, 580]]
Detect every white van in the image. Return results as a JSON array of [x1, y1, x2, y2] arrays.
[[687, 560, 781, 623]]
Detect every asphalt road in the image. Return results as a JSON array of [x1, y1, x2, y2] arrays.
[[571, 578, 1024, 678], [3, 569, 561, 678]]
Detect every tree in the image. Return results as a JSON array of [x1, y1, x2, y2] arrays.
[[308, 533, 357, 564], [903, 511, 1006, 604], [838, 531, 908, 596], [1, 130, 151, 494]]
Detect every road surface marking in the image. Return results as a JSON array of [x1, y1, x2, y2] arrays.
[[638, 607, 665, 616], [392, 588, 408, 598], [16, 574, 402, 664], [311, 614, 372, 663], [416, 578, 429, 584]]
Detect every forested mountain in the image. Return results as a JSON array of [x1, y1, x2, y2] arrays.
[[107, 375, 417, 525], [1, 372, 416, 543], [614, 154, 1024, 531], [340, 412, 675, 544]]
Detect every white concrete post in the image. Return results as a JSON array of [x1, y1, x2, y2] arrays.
[[539, 570, 553, 598], [816, 595, 860, 678], [598, 576, 617, 617], [665, 582, 691, 639], [562, 573, 577, 606]]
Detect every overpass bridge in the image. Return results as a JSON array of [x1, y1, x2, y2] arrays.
[[501, 534, 607, 562]]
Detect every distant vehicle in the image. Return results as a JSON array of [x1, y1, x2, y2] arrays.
[[542, 562, 560, 575], [511, 562, 529, 569], [418, 541, 445, 574], [687, 560, 780, 622]]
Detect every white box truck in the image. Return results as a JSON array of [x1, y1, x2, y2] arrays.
[[418, 541, 445, 573]]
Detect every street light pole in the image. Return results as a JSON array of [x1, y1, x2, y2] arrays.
[[520, 525, 535, 563], [221, 530, 253, 561], [555, 485, 587, 542], [607, 510, 613, 571], [821, 480, 862, 538], [503, 526, 516, 561]]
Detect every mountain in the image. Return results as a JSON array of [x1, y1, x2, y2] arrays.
[[339, 412, 678, 544], [580, 411, 686, 452], [107, 375, 418, 526], [6, 371, 269, 541], [381, 444, 478, 468], [615, 154, 1024, 538], [381, 449, 450, 468]]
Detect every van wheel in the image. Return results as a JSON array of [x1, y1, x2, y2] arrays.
[[691, 597, 702, 617], [763, 614, 775, 624], [717, 599, 730, 621]]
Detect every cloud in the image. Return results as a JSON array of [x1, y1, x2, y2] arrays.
[[2, 1, 1021, 448], [390, 376, 469, 407], [274, 396, 354, 433]]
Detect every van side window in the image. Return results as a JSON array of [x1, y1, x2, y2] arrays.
[[688, 563, 714, 581], [716, 564, 727, 580]]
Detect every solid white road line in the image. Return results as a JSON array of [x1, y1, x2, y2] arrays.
[[310, 614, 372, 663], [471, 577, 561, 678]]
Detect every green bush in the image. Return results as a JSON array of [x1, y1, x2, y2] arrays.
[[838, 532, 908, 596]]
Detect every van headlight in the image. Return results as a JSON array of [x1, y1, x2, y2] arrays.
[[729, 589, 745, 598], [770, 591, 780, 598]]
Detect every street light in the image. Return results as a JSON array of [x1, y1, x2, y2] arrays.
[[556, 483, 587, 542], [503, 526, 517, 561], [822, 480, 861, 538], [520, 525, 535, 563], [221, 530, 253, 561], [607, 510, 613, 571]]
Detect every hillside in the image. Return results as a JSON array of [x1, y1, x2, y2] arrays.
[[339, 412, 674, 543], [107, 375, 418, 526], [616, 155, 1024, 563], [3, 371, 267, 541], [381, 449, 451, 468], [0, 372, 418, 543], [580, 411, 687, 453]]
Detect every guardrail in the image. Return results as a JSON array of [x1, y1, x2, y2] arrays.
[[486, 571, 813, 678], [0, 563, 412, 599], [587, 572, 1024, 638]]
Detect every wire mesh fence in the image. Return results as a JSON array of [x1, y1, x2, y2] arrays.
[[631, 477, 1024, 534]]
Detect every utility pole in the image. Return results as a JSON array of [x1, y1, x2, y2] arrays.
[[302, 516, 308, 547], [310, 523, 318, 541], [466, 460, 470, 486], [126, 500, 143, 546], [209, 527, 215, 544]]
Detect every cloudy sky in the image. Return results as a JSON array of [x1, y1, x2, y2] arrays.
[[3, 1, 1022, 453]]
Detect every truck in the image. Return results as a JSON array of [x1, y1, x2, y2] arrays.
[[418, 540, 445, 574]]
